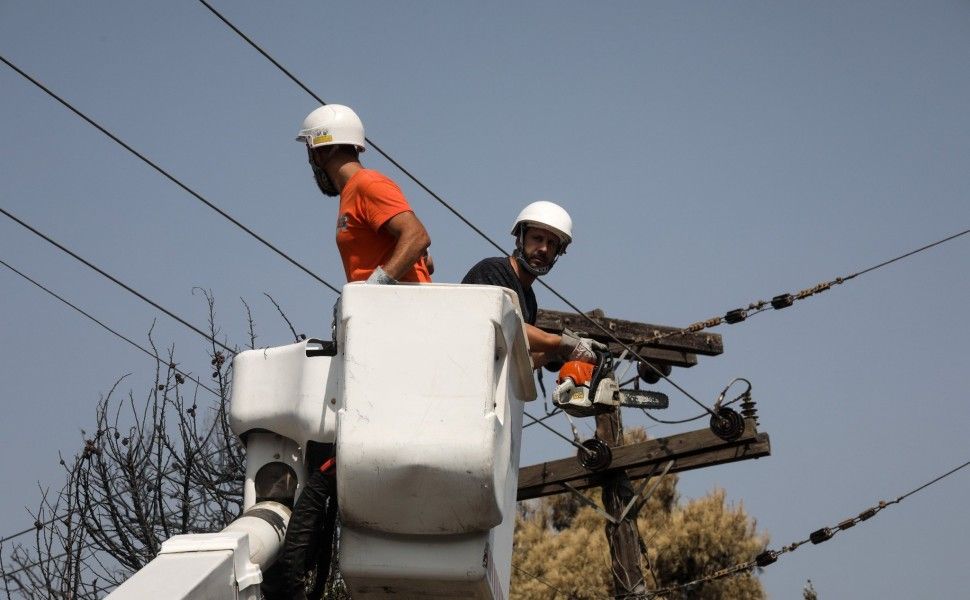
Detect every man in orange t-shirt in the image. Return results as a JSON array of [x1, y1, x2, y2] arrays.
[[296, 104, 431, 284], [280, 105, 432, 597]]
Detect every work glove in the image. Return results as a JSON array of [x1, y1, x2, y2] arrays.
[[366, 265, 398, 285], [557, 331, 607, 364]]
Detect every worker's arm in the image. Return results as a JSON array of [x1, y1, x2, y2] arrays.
[[525, 323, 561, 353], [378, 211, 431, 280], [525, 324, 561, 370], [526, 325, 606, 366]]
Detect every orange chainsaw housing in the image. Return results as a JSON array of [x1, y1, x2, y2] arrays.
[[557, 361, 594, 386]]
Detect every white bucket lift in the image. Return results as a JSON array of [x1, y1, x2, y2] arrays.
[[106, 282, 535, 599], [105, 502, 291, 600], [230, 335, 342, 508], [336, 283, 535, 599]]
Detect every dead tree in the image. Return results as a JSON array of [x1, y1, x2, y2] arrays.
[[0, 293, 338, 598]]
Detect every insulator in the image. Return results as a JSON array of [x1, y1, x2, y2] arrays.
[[710, 407, 746, 441], [755, 550, 778, 567], [739, 392, 758, 425], [837, 518, 856, 531], [577, 438, 612, 471], [724, 309, 747, 324], [858, 507, 878, 521], [771, 294, 794, 310], [809, 527, 834, 545], [638, 361, 671, 385]]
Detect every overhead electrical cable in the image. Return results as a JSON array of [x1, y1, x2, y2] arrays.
[[521, 410, 560, 429], [193, 1, 718, 417], [640, 227, 970, 346], [630, 226, 970, 427], [1, 14, 965, 598], [0, 257, 236, 548], [0, 206, 234, 354], [511, 563, 574, 599], [0, 523, 45, 546], [196, 0, 503, 256], [0, 258, 222, 398], [201, 0, 970, 424], [0, 532, 120, 581], [0, 441, 236, 550], [524, 411, 594, 456], [1, 549, 69, 580], [0, 53, 341, 296], [645, 456, 970, 597]]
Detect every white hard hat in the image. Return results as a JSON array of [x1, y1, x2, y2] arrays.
[[511, 201, 573, 252], [295, 104, 365, 152]]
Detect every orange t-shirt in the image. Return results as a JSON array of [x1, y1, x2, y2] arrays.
[[336, 169, 432, 283]]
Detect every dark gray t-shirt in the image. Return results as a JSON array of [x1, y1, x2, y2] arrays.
[[461, 257, 537, 325]]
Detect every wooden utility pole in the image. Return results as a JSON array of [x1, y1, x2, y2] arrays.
[[521, 309, 770, 599], [596, 408, 647, 597]]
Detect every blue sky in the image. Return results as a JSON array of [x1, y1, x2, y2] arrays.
[[1, 2, 968, 597]]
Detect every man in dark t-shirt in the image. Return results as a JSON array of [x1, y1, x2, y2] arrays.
[[462, 256, 538, 325], [461, 201, 603, 367]]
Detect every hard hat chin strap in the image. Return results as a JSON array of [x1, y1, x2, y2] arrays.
[[312, 164, 339, 197], [513, 249, 555, 276], [513, 229, 558, 277], [308, 147, 340, 197]]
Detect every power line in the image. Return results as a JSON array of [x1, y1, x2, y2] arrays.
[[521, 410, 560, 429], [0, 257, 233, 549], [7, 41, 684, 424], [0, 53, 342, 296], [5, 9, 964, 423], [849, 229, 969, 279], [0, 206, 234, 354], [0, 257, 222, 398], [641, 410, 709, 426], [2, 8, 707, 438], [0, 438, 239, 555], [524, 411, 593, 455], [194, 1, 717, 418], [512, 563, 575, 599], [0, 531, 121, 581], [195, 0, 505, 259], [645, 457, 970, 597], [639, 227, 970, 346], [630, 226, 969, 427], [0, 523, 44, 546], [3, 11, 964, 597], [0, 256, 242, 548], [1, 549, 70, 580]]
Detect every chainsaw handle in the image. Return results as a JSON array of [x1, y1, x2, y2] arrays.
[[587, 346, 613, 403]]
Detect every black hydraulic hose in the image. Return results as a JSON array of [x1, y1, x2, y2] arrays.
[[308, 498, 339, 599], [265, 470, 338, 600]]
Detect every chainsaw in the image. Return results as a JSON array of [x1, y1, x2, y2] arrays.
[[553, 349, 668, 418]]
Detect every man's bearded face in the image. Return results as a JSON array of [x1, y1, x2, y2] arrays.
[[520, 227, 562, 269]]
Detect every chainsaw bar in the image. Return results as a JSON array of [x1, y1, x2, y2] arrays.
[[615, 390, 669, 409]]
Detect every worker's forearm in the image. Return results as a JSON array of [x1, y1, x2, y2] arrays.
[[525, 324, 561, 353], [382, 230, 431, 280]]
